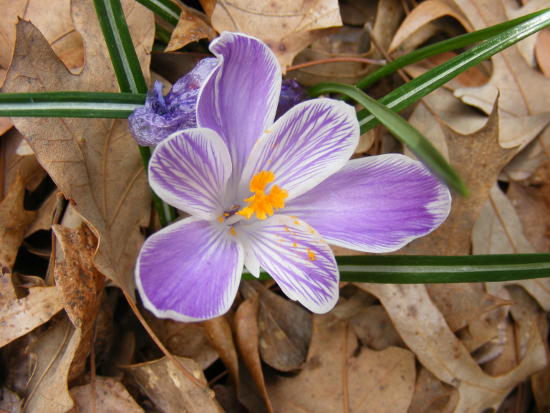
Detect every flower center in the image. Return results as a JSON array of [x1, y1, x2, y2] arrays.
[[237, 170, 288, 220]]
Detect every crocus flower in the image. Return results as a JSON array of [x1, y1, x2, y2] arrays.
[[129, 65, 307, 146], [276, 79, 308, 119], [136, 32, 451, 321], [128, 58, 218, 146]]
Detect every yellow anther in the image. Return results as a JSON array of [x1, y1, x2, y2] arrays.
[[217, 216, 224, 223], [230, 227, 236, 236], [292, 242, 297, 247], [237, 170, 288, 220], [306, 248, 316, 261]]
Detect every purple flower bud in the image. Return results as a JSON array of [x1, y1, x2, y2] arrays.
[[276, 79, 308, 119], [129, 58, 218, 146]]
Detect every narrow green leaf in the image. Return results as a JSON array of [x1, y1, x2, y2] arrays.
[[242, 254, 550, 283], [0, 92, 144, 118], [356, 9, 550, 131], [309, 9, 550, 133], [93, 0, 176, 225], [135, 0, 180, 26], [309, 84, 467, 196], [356, 8, 550, 90], [93, 0, 148, 93]]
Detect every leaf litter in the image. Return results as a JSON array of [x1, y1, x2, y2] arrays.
[[1, 0, 549, 412]]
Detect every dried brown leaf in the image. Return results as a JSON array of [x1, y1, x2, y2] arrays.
[[0, 175, 36, 268], [53, 224, 105, 380], [507, 178, 550, 252], [403, 104, 516, 254], [24, 316, 82, 413], [473, 184, 535, 254], [350, 304, 405, 350], [70, 377, 144, 413], [535, 28, 550, 78], [144, 313, 219, 369], [448, 0, 550, 126], [203, 315, 240, 386], [3, 0, 154, 294], [124, 356, 224, 413], [267, 315, 416, 413], [427, 283, 510, 332], [166, 5, 215, 51], [0, 0, 84, 86], [1, 129, 45, 197], [0, 117, 12, 135], [388, 0, 471, 53], [211, 0, 342, 70], [357, 283, 547, 412], [26, 191, 61, 236], [0, 386, 23, 413], [0, 271, 63, 348], [407, 367, 458, 413], [234, 297, 273, 413], [249, 282, 312, 372]]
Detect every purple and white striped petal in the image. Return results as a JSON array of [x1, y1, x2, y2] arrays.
[[237, 215, 339, 313], [197, 32, 281, 186], [284, 154, 451, 252], [136, 217, 244, 321], [239, 99, 359, 201], [148, 128, 232, 220]]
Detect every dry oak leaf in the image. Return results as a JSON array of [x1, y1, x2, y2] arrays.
[[448, 0, 550, 143], [1, 129, 46, 197], [124, 356, 224, 413], [267, 315, 416, 413], [357, 283, 547, 413], [166, 4, 216, 51], [143, 311, 219, 369], [0, 270, 64, 348], [0, 0, 84, 87], [388, 0, 472, 53], [253, 281, 312, 372], [53, 223, 105, 381], [403, 103, 516, 255], [3, 0, 154, 295], [211, 0, 342, 70], [472, 183, 550, 312], [473, 183, 535, 254], [24, 316, 82, 413], [0, 174, 36, 268], [507, 177, 550, 252], [203, 315, 240, 387], [69, 377, 144, 413], [234, 297, 273, 413]]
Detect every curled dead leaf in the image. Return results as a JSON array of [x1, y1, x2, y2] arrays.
[[123, 356, 224, 413], [3, 0, 154, 295], [211, 0, 342, 70]]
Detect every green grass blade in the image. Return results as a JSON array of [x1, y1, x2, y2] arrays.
[[309, 84, 467, 195], [0, 92, 145, 118], [360, 9, 550, 131], [93, 0, 176, 225], [93, 0, 148, 94], [135, 0, 180, 26], [242, 254, 550, 283], [356, 8, 550, 90], [310, 9, 550, 133]]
